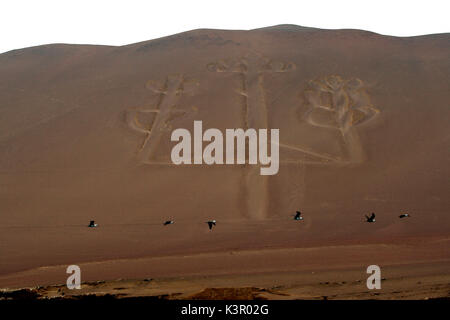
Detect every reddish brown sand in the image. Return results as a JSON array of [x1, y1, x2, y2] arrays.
[[0, 25, 449, 299]]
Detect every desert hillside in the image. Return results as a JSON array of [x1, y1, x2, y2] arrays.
[[0, 25, 449, 290]]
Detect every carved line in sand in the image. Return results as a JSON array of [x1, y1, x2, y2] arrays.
[[207, 55, 295, 129], [301, 75, 380, 164], [126, 74, 198, 164], [206, 58, 353, 164], [208, 54, 296, 220]]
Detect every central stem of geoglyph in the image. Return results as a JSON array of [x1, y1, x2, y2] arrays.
[[209, 54, 295, 219]]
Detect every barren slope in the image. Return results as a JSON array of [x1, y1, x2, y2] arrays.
[[0, 26, 449, 290]]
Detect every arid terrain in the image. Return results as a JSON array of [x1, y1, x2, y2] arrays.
[[0, 25, 449, 299]]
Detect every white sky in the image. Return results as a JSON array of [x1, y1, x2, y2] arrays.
[[1, 0, 449, 54]]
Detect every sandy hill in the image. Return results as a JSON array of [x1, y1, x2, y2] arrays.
[[0, 26, 449, 289]]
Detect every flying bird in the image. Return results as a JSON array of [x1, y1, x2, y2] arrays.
[[206, 220, 216, 230], [365, 213, 376, 223], [163, 220, 174, 226], [293, 211, 304, 221], [88, 220, 98, 228], [399, 213, 410, 218]]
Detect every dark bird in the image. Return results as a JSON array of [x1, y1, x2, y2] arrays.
[[163, 220, 174, 226], [399, 213, 410, 218], [88, 220, 98, 227], [293, 211, 304, 221], [206, 220, 216, 230], [365, 213, 376, 223]]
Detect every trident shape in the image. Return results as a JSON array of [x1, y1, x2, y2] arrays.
[[208, 54, 295, 130], [208, 53, 295, 219], [127, 74, 198, 164]]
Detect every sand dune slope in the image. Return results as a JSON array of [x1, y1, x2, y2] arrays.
[[0, 26, 449, 294]]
